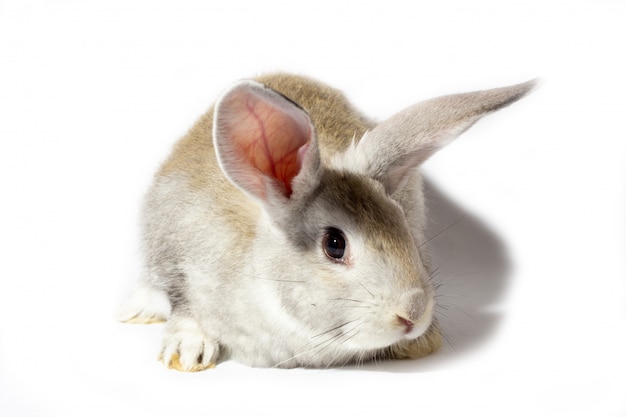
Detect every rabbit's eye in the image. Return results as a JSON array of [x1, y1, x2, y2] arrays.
[[322, 228, 347, 261]]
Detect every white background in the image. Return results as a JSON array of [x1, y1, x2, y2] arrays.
[[1, 1, 624, 416]]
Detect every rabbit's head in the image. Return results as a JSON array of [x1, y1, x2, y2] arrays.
[[212, 79, 534, 359]]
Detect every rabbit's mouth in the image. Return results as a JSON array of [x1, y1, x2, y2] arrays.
[[402, 317, 433, 340]]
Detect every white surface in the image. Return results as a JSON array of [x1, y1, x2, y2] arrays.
[[1, 1, 624, 416]]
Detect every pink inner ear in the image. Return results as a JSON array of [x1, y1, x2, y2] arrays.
[[231, 92, 311, 197]]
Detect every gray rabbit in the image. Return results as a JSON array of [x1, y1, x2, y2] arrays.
[[118, 73, 535, 370]]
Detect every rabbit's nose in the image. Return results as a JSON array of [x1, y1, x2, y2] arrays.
[[396, 314, 415, 333], [396, 286, 434, 320], [401, 288, 425, 313]]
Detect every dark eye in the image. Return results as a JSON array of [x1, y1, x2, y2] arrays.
[[322, 228, 347, 261]]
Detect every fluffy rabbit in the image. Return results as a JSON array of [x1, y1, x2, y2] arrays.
[[117, 73, 535, 370]]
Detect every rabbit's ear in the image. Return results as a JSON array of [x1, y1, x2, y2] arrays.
[[344, 80, 536, 195], [214, 81, 320, 206]]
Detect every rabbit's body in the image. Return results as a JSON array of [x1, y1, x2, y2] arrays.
[[119, 73, 534, 370]]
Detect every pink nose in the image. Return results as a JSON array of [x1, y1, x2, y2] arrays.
[[396, 315, 414, 333]]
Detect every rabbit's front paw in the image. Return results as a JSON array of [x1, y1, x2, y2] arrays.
[[159, 317, 219, 372], [116, 285, 171, 324]]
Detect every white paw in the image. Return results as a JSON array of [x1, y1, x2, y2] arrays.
[[116, 284, 171, 324], [160, 317, 219, 372]]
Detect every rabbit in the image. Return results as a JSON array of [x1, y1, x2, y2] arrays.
[[117, 73, 535, 371]]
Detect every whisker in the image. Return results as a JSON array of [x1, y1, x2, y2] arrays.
[[451, 306, 478, 324], [310, 319, 358, 339], [435, 296, 454, 305], [449, 271, 481, 278], [442, 332, 456, 351], [272, 299, 380, 368], [428, 265, 442, 281], [308, 318, 369, 368], [435, 296, 479, 351], [271, 344, 323, 368], [429, 265, 442, 275], [434, 283, 480, 325], [436, 308, 451, 319], [359, 282, 375, 298], [419, 215, 467, 248], [253, 278, 306, 283], [338, 329, 360, 347], [271, 330, 347, 368], [322, 320, 369, 368], [430, 268, 484, 296], [312, 332, 345, 351], [313, 330, 361, 368], [329, 298, 378, 307], [335, 305, 372, 309]]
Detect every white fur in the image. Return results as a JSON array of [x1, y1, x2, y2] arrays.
[[116, 283, 171, 324], [329, 134, 370, 173], [160, 317, 219, 371], [119, 74, 535, 369]]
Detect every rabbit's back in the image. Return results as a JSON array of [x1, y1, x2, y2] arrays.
[[159, 74, 373, 186], [256, 73, 375, 159]]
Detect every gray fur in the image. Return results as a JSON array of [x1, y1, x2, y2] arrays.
[[118, 73, 535, 370]]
